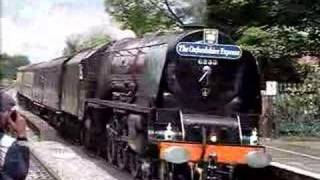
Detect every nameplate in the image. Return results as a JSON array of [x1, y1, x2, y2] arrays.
[[176, 42, 242, 60]]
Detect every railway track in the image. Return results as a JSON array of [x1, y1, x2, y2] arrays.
[[26, 153, 59, 180]]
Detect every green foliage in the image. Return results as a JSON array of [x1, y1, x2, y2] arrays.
[[235, 0, 320, 62], [206, 0, 270, 33], [206, 0, 320, 33], [63, 31, 111, 55], [104, 0, 175, 37], [277, 121, 320, 137], [272, 65, 320, 137], [268, 0, 320, 28], [239, 26, 319, 58], [237, 23, 319, 81], [237, 26, 319, 81], [0, 54, 30, 80]]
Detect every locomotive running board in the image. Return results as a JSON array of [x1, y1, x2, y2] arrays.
[[86, 98, 153, 114]]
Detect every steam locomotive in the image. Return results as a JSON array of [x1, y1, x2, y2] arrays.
[[17, 29, 271, 180]]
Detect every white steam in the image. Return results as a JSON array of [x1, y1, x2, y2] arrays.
[[168, 0, 207, 25]]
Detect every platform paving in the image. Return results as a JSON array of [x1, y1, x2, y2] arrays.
[[264, 139, 320, 179], [21, 109, 132, 180]]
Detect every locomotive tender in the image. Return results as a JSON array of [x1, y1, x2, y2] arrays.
[[17, 29, 271, 179]]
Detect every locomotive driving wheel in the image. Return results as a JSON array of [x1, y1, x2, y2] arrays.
[[106, 135, 117, 164], [160, 161, 191, 180], [81, 115, 94, 150], [141, 159, 153, 180], [116, 142, 128, 169], [128, 151, 141, 178]]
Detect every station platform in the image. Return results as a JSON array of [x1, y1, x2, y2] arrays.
[[263, 138, 320, 179]]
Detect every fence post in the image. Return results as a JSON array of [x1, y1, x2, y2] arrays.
[[260, 95, 274, 137], [259, 81, 278, 137]]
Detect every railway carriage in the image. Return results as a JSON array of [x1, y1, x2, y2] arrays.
[[17, 28, 271, 180], [17, 65, 35, 102], [17, 57, 69, 118]]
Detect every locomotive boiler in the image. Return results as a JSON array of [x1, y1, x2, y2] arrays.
[[16, 29, 271, 180]]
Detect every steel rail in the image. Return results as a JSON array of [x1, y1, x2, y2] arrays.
[[29, 151, 61, 180]]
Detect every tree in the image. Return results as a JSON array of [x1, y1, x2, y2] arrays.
[[206, 0, 271, 35], [206, 0, 320, 81], [104, 0, 271, 36], [105, 0, 320, 36], [104, 0, 177, 37], [63, 31, 111, 55], [0, 54, 30, 80]]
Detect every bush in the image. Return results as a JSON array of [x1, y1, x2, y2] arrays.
[[272, 65, 320, 137]]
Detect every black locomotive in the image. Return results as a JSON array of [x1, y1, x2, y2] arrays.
[[17, 29, 271, 180]]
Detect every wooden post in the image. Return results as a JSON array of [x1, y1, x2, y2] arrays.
[[259, 95, 274, 137]]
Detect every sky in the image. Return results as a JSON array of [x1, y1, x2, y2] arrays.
[[0, 0, 135, 62]]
